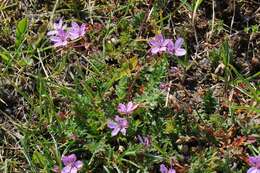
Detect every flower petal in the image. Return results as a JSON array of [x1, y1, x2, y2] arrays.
[[154, 34, 164, 43], [50, 36, 61, 42], [126, 102, 134, 113], [129, 105, 138, 113], [166, 40, 175, 54], [71, 22, 79, 29], [174, 37, 184, 49], [62, 154, 77, 166], [57, 19, 63, 29], [111, 127, 121, 136], [168, 168, 176, 173], [115, 115, 127, 123], [61, 165, 72, 173], [149, 40, 160, 47], [115, 115, 122, 122], [160, 164, 168, 173], [47, 30, 57, 36], [69, 33, 79, 40], [174, 48, 186, 56], [127, 102, 133, 109], [120, 128, 127, 135], [159, 47, 167, 52], [162, 39, 172, 47], [74, 160, 83, 169], [107, 121, 117, 129], [80, 24, 86, 36], [54, 40, 67, 47], [70, 167, 78, 173], [151, 47, 160, 54], [117, 103, 127, 114], [144, 137, 151, 147], [247, 167, 260, 173], [249, 156, 260, 167], [137, 135, 144, 144], [121, 120, 128, 128]]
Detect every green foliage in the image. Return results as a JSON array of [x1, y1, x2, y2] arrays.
[[189, 148, 243, 173], [221, 40, 233, 69], [244, 24, 259, 33], [0, 0, 258, 172], [180, 0, 204, 12], [0, 51, 12, 63], [15, 17, 28, 48], [203, 89, 217, 115], [209, 40, 234, 86], [135, 58, 167, 108]]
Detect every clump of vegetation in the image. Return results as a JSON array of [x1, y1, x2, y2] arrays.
[[203, 89, 217, 115], [0, 0, 259, 173]]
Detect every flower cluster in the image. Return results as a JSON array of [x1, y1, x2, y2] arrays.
[[137, 135, 151, 147], [247, 155, 260, 173], [160, 163, 176, 173], [107, 102, 138, 136], [149, 34, 186, 56], [107, 115, 129, 137], [48, 19, 86, 47], [117, 101, 138, 115], [53, 154, 83, 173]]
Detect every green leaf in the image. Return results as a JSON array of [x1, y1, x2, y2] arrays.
[[0, 52, 11, 63], [32, 150, 47, 168], [203, 89, 217, 115], [164, 120, 175, 134], [17, 58, 33, 67], [180, 0, 192, 11], [15, 17, 28, 48], [192, 0, 203, 12]]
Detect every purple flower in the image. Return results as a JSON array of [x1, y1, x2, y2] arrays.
[[247, 156, 260, 173], [61, 154, 83, 173], [159, 83, 170, 91], [137, 135, 151, 147], [68, 22, 86, 40], [160, 164, 176, 173], [49, 29, 69, 47], [108, 115, 129, 136], [149, 34, 172, 55], [169, 67, 180, 74], [117, 102, 138, 115], [167, 37, 186, 56], [47, 19, 66, 36]]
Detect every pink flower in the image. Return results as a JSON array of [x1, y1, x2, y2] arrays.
[[159, 83, 170, 91], [117, 102, 138, 115], [247, 156, 260, 173], [169, 67, 180, 74], [160, 164, 176, 173], [68, 22, 86, 40], [167, 37, 186, 56], [49, 29, 69, 47], [149, 34, 172, 55], [47, 19, 66, 36], [137, 135, 151, 147], [61, 154, 83, 173], [107, 115, 128, 136]]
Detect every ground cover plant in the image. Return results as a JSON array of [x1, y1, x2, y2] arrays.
[[0, 0, 259, 172]]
